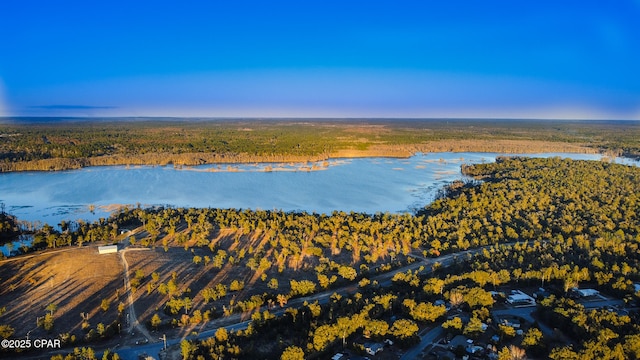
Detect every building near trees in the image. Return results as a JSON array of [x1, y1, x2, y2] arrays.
[[571, 288, 600, 298], [98, 245, 118, 254], [364, 342, 384, 356], [506, 290, 535, 306]]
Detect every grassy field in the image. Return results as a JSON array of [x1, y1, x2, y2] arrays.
[[1, 118, 639, 171], [0, 246, 123, 343]]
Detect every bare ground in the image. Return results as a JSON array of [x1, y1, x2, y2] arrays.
[[0, 246, 124, 341]]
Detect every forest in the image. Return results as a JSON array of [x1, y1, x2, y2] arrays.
[[1, 156, 640, 360], [1, 118, 639, 172]]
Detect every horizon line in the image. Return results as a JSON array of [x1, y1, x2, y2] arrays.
[[2, 116, 640, 122]]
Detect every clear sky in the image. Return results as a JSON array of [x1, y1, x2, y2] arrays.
[[1, 0, 639, 119]]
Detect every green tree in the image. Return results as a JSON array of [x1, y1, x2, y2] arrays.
[[43, 313, 55, 331], [46, 303, 58, 316], [100, 299, 111, 312], [0, 324, 15, 339], [624, 334, 640, 359], [338, 265, 357, 281], [190, 310, 202, 324], [423, 277, 445, 296], [180, 340, 197, 360], [290, 280, 316, 296], [363, 319, 389, 339], [497, 345, 527, 360], [405, 301, 446, 322], [464, 287, 494, 308], [183, 297, 192, 314], [74, 347, 97, 360], [442, 317, 463, 332], [280, 345, 305, 360], [312, 324, 335, 351], [268, 278, 279, 290], [468, 270, 491, 287], [307, 301, 321, 318], [135, 269, 144, 280], [215, 327, 228, 343], [102, 349, 121, 360], [522, 327, 543, 348], [167, 279, 178, 295], [391, 319, 419, 340], [151, 313, 162, 330], [277, 294, 289, 307], [449, 290, 464, 308], [96, 323, 105, 337], [498, 324, 516, 339], [230, 280, 244, 292], [317, 274, 330, 289], [463, 316, 484, 338]]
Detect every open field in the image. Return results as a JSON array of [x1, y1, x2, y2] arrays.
[[1, 118, 639, 171], [0, 246, 123, 342]]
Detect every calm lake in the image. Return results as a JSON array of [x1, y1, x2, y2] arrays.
[[1, 153, 637, 230]]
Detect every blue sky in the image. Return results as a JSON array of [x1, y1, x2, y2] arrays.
[[1, 1, 639, 119]]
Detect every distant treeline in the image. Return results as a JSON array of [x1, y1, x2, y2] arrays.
[[1, 118, 638, 172]]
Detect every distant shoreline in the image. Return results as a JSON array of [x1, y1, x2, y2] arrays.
[[0, 140, 600, 173], [1, 118, 637, 172]]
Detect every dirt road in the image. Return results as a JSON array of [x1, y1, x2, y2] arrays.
[[119, 248, 154, 343]]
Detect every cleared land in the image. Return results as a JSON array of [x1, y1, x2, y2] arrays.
[[0, 246, 123, 341]]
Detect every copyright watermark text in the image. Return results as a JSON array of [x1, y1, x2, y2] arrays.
[[2, 338, 62, 350]]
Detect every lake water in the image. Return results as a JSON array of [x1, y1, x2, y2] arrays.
[[0, 152, 637, 228], [0, 235, 33, 257]]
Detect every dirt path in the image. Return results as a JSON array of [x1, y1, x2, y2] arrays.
[[119, 248, 154, 343]]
